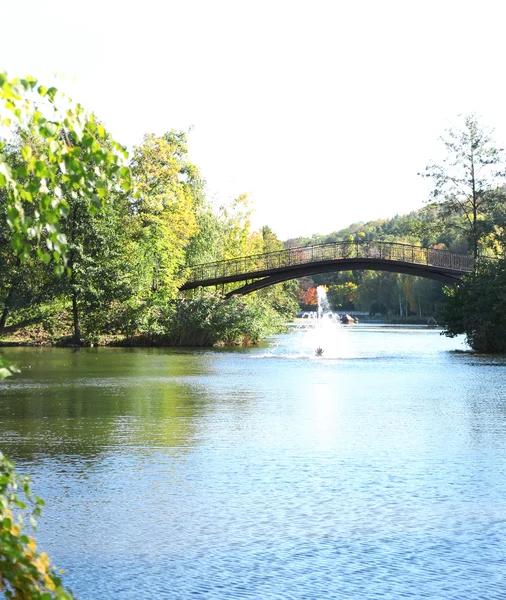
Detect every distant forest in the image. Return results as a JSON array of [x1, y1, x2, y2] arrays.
[[285, 205, 475, 318]]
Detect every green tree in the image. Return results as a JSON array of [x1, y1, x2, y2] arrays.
[[218, 193, 259, 259], [184, 194, 222, 266], [326, 282, 358, 311], [420, 115, 506, 259], [260, 225, 283, 254], [129, 132, 200, 297], [0, 74, 131, 265], [0, 127, 135, 345], [0, 72, 132, 371], [48, 187, 134, 344], [354, 271, 397, 314], [442, 259, 506, 352], [0, 140, 54, 336], [1, 72, 132, 596]]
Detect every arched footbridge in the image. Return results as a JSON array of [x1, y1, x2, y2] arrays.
[[180, 241, 475, 297]]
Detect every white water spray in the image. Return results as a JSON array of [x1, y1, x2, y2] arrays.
[[317, 285, 331, 321], [263, 285, 352, 359], [312, 286, 343, 357]]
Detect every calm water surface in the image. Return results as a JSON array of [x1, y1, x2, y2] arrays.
[[2, 325, 506, 599]]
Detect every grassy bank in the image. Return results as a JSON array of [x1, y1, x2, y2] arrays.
[[0, 292, 295, 348]]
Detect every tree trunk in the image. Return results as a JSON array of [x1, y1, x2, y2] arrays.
[[0, 286, 14, 336], [72, 292, 81, 345], [471, 150, 479, 260], [0, 306, 8, 336]]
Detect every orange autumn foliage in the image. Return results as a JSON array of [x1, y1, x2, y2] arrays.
[[302, 287, 318, 306]]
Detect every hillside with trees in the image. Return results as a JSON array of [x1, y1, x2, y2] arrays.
[[286, 206, 465, 319], [288, 115, 506, 349]]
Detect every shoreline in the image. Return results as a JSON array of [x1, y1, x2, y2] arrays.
[[1, 320, 440, 349]]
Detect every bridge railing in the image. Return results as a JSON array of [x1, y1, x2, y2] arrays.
[[186, 241, 476, 283]]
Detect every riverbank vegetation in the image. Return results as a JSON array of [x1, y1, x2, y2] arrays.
[[0, 158, 298, 346], [1, 74, 506, 353], [1, 73, 506, 600], [422, 115, 506, 351], [291, 116, 506, 350], [442, 259, 506, 353], [0, 76, 298, 348], [0, 453, 74, 599]]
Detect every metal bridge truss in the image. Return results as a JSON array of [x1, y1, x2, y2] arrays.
[[180, 241, 475, 297]]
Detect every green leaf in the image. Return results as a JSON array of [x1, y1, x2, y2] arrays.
[[21, 145, 32, 161], [34, 161, 49, 178], [81, 134, 94, 148], [10, 234, 23, 252], [14, 165, 28, 178], [22, 75, 37, 89], [47, 86, 58, 101], [41, 122, 58, 137], [0, 359, 20, 380], [0, 160, 13, 178], [49, 139, 59, 154]]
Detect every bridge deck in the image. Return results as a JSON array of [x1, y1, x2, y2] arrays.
[[180, 241, 475, 294]]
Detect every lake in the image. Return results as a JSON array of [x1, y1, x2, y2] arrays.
[[1, 325, 506, 599]]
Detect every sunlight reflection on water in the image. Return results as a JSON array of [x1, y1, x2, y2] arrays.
[[1, 326, 505, 600]]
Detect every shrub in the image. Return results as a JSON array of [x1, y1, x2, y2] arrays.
[[128, 291, 289, 347], [0, 453, 74, 599]]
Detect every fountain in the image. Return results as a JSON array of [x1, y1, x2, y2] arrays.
[[259, 285, 352, 359], [311, 285, 342, 357], [317, 285, 331, 320]]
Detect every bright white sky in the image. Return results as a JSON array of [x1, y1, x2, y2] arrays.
[[3, 0, 506, 239]]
